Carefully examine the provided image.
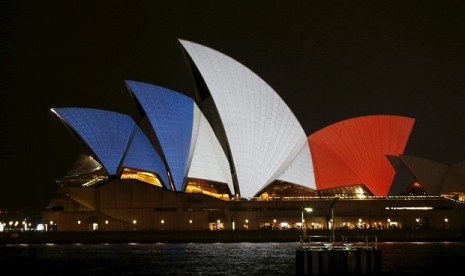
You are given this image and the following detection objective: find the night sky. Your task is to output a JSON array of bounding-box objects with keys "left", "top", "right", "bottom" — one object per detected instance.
[{"left": 1, "top": 1, "right": 465, "bottom": 213}]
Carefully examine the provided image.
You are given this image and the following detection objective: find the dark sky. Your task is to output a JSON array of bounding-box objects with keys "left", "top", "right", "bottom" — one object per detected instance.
[{"left": 1, "top": 1, "right": 465, "bottom": 213}]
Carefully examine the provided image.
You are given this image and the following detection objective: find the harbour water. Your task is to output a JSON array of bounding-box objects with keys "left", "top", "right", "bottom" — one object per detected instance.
[{"left": 0, "top": 241, "right": 464, "bottom": 275}]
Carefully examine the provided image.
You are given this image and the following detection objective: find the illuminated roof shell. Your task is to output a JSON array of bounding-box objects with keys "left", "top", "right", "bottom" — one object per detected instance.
[
  {"left": 122, "top": 126, "right": 170, "bottom": 188},
  {"left": 180, "top": 39, "right": 316, "bottom": 198},
  {"left": 126, "top": 81, "right": 194, "bottom": 191},
  {"left": 309, "top": 115, "right": 415, "bottom": 196},
  {"left": 51, "top": 108, "right": 136, "bottom": 175},
  {"left": 187, "top": 110, "right": 235, "bottom": 194}
]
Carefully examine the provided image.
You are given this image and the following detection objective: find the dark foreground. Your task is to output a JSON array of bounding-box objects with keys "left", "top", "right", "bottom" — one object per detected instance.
[{"left": 1, "top": 228, "right": 464, "bottom": 244}]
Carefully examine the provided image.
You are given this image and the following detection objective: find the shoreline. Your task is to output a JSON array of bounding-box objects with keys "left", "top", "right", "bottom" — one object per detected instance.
[{"left": 1, "top": 229, "right": 464, "bottom": 244}]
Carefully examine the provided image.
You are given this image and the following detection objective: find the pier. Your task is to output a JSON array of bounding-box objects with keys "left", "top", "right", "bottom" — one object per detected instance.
[{"left": 296, "top": 235, "right": 382, "bottom": 275}]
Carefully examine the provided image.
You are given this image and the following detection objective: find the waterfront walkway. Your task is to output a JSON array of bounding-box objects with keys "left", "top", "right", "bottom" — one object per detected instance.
[{"left": 1, "top": 229, "right": 464, "bottom": 244}]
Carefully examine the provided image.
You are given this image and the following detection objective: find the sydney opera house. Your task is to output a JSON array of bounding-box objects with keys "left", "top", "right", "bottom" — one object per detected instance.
[{"left": 42, "top": 39, "right": 465, "bottom": 232}]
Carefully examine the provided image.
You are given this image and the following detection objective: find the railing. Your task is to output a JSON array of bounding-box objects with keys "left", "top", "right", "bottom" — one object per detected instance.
[{"left": 300, "top": 234, "right": 378, "bottom": 251}]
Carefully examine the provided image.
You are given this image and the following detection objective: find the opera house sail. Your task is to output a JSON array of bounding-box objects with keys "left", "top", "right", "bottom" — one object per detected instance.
[
  {"left": 179, "top": 39, "right": 316, "bottom": 198},
  {"left": 308, "top": 115, "right": 415, "bottom": 196}
]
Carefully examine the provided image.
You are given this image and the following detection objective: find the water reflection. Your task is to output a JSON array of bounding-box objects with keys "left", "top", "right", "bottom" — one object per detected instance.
[{"left": 0, "top": 242, "right": 464, "bottom": 275}]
